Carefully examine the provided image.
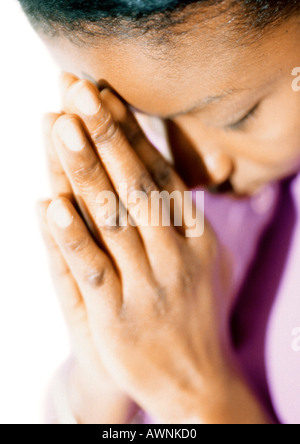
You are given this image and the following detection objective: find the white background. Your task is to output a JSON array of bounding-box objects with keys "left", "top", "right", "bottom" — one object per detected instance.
[{"left": 0, "top": 1, "right": 70, "bottom": 424}]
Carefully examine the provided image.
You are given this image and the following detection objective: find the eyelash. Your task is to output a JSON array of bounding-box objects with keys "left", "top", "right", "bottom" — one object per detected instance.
[{"left": 227, "top": 103, "right": 260, "bottom": 131}]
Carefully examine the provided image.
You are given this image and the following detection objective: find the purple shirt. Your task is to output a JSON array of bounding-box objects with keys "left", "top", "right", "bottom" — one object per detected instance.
[
  {"left": 204, "top": 176, "right": 300, "bottom": 424},
  {"left": 205, "top": 175, "right": 300, "bottom": 424}
]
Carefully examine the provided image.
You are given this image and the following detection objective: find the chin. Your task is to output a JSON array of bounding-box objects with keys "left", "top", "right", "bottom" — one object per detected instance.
[
  {"left": 228, "top": 177, "right": 269, "bottom": 197},
  {"left": 207, "top": 175, "right": 277, "bottom": 197}
]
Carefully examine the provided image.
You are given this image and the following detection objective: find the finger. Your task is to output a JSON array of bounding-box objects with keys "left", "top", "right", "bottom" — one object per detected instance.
[
  {"left": 101, "top": 89, "right": 208, "bottom": 245},
  {"left": 43, "top": 112, "right": 103, "bottom": 248},
  {"left": 43, "top": 113, "right": 73, "bottom": 199},
  {"left": 61, "top": 77, "right": 181, "bottom": 272},
  {"left": 59, "top": 74, "right": 183, "bottom": 221},
  {"left": 46, "top": 197, "right": 122, "bottom": 321},
  {"left": 61, "top": 75, "right": 206, "bottom": 249},
  {"left": 44, "top": 112, "right": 101, "bottom": 240},
  {"left": 51, "top": 114, "right": 152, "bottom": 290},
  {"left": 60, "top": 73, "right": 199, "bottom": 229},
  {"left": 38, "top": 200, "right": 121, "bottom": 383},
  {"left": 101, "top": 90, "right": 188, "bottom": 233},
  {"left": 37, "top": 200, "right": 88, "bottom": 338}
]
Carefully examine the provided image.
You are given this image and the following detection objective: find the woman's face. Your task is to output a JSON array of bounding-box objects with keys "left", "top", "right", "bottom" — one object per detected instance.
[{"left": 43, "top": 12, "right": 300, "bottom": 195}]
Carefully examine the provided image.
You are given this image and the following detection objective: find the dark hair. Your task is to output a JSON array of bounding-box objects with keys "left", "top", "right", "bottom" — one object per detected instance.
[{"left": 18, "top": 0, "right": 300, "bottom": 43}]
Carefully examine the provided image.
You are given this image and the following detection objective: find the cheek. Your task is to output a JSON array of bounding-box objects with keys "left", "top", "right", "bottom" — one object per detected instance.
[
  {"left": 224, "top": 107, "right": 300, "bottom": 172},
  {"left": 229, "top": 158, "right": 273, "bottom": 193},
  {"left": 228, "top": 134, "right": 300, "bottom": 190},
  {"left": 247, "top": 88, "right": 300, "bottom": 167},
  {"left": 228, "top": 135, "right": 300, "bottom": 193},
  {"left": 245, "top": 125, "right": 300, "bottom": 171},
  {"left": 269, "top": 133, "right": 300, "bottom": 170}
]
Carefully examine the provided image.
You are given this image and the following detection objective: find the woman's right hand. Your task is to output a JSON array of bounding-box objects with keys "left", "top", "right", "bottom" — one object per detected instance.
[{"left": 37, "top": 113, "right": 136, "bottom": 424}]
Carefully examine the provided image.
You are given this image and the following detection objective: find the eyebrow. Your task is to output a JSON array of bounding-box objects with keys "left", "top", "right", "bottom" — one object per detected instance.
[{"left": 164, "top": 88, "right": 243, "bottom": 120}]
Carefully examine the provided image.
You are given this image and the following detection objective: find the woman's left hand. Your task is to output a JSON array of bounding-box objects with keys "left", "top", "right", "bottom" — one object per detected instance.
[{"left": 45, "top": 73, "right": 270, "bottom": 424}]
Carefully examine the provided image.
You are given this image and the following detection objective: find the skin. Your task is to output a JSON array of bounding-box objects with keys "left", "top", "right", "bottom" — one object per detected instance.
[
  {"left": 33, "top": 6, "right": 300, "bottom": 423},
  {"left": 39, "top": 75, "right": 271, "bottom": 424},
  {"left": 42, "top": 12, "right": 300, "bottom": 194}
]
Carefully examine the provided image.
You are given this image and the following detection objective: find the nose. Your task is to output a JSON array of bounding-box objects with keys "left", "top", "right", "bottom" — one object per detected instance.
[{"left": 203, "top": 151, "right": 233, "bottom": 185}]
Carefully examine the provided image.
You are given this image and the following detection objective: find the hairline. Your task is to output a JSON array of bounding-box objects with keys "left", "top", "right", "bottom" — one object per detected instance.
[{"left": 26, "top": 1, "right": 300, "bottom": 48}]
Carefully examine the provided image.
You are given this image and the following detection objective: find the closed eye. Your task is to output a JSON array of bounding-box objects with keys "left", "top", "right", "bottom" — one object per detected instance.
[{"left": 227, "top": 103, "right": 260, "bottom": 131}]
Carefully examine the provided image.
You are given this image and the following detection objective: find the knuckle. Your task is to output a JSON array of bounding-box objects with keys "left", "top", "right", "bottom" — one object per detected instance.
[
  {"left": 85, "top": 268, "right": 106, "bottom": 289},
  {"left": 126, "top": 124, "right": 144, "bottom": 147},
  {"left": 100, "top": 205, "right": 130, "bottom": 234},
  {"left": 64, "top": 236, "right": 89, "bottom": 253},
  {"left": 138, "top": 171, "right": 157, "bottom": 197},
  {"left": 102, "top": 223, "right": 130, "bottom": 235},
  {"left": 152, "top": 158, "right": 172, "bottom": 188},
  {"left": 152, "top": 286, "right": 169, "bottom": 315},
  {"left": 73, "top": 157, "right": 102, "bottom": 184},
  {"left": 91, "top": 111, "right": 120, "bottom": 145},
  {"left": 179, "top": 268, "right": 194, "bottom": 291}
]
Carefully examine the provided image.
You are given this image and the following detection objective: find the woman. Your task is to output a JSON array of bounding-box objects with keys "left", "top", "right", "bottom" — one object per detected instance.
[{"left": 18, "top": 0, "right": 300, "bottom": 423}]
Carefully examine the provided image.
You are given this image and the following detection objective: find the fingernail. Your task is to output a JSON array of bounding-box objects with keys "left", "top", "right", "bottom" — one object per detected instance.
[
  {"left": 75, "top": 84, "right": 101, "bottom": 116},
  {"left": 49, "top": 200, "right": 73, "bottom": 228},
  {"left": 57, "top": 117, "right": 86, "bottom": 152}
]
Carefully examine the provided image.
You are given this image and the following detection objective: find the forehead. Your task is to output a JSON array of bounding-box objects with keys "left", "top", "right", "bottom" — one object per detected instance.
[{"left": 44, "top": 15, "right": 298, "bottom": 116}]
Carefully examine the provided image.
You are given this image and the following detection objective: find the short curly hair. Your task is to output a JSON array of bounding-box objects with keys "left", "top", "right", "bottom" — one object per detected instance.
[{"left": 18, "top": 0, "right": 300, "bottom": 42}]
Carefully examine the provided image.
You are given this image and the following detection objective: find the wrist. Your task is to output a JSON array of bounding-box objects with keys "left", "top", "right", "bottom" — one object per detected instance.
[
  {"left": 199, "top": 372, "right": 272, "bottom": 424},
  {"left": 68, "top": 362, "right": 137, "bottom": 424},
  {"left": 157, "top": 367, "right": 271, "bottom": 424}
]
